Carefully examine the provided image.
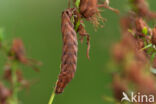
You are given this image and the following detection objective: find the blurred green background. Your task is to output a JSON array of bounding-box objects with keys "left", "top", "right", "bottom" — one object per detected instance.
[{"left": 0, "top": 0, "right": 156, "bottom": 104}]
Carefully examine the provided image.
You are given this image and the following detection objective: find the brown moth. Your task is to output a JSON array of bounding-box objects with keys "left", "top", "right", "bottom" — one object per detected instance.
[{"left": 55, "top": 8, "right": 78, "bottom": 94}]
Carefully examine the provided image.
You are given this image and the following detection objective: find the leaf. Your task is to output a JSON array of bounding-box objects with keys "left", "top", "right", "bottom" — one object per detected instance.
[
  {"left": 142, "top": 27, "right": 148, "bottom": 35},
  {"left": 140, "top": 44, "right": 152, "bottom": 51},
  {"left": 75, "top": 19, "right": 80, "bottom": 31},
  {"left": 150, "top": 67, "right": 156, "bottom": 74},
  {"left": 103, "top": 96, "right": 116, "bottom": 103},
  {"left": 80, "top": 22, "right": 85, "bottom": 27},
  {"left": 128, "top": 29, "right": 135, "bottom": 36},
  {"left": 75, "top": 0, "right": 80, "bottom": 8}
]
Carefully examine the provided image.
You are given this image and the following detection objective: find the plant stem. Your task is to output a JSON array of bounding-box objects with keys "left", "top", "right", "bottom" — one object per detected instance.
[
  {"left": 74, "top": 0, "right": 81, "bottom": 31},
  {"left": 10, "top": 61, "right": 18, "bottom": 104},
  {"left": 48, "top": 89, "right": 55, "bottom": 104}
]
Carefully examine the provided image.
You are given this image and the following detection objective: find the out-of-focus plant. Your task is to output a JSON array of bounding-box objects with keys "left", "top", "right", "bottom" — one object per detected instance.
[
  {"left": 0, "top": 29, "right": 40, "bottom": 104},
  {"left": 106, "top": 0, "right": 156, "bottom": 103}
]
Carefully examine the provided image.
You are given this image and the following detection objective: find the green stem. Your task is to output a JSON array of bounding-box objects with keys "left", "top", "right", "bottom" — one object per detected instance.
[
  {"left": 75, "top": 19, "right": 81, "bottom": 31},
  {"left": 48, "top": 89, "right": 55, "bottom": 104},
  {"left": 74, "top": 0, "right": 81, "bottom": 32},
  {"left": 9, "top": 61, "right": 18, "bottom": 104}
]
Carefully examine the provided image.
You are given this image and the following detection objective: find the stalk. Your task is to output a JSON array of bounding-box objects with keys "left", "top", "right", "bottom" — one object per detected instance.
[
  {"left": 48, "top": 89, "right": 55, "bottom": 104},
  {"left": 9, "top": 61, "right": 19, "bottom": 104}
]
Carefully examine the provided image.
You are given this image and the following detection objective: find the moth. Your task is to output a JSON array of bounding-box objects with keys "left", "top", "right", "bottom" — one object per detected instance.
[{"left": 55, "top": 8, "right": 78, "bottom": 94}]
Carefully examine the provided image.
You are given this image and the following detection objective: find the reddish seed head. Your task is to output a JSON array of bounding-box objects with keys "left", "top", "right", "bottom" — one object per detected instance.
[
  {"left": 151, "top": 27, "right": 156, "bottom": 45},
  {"left": 3, "top": 64, "right": 25, "bottom": 84},
  {"left": 112, "top": 75, "right": 127, "bottom": 101},
  {"left": 136, "top": 18, "right": 146, "bottom": 31},
  {"left": 3, "top": 65, "right": 12, "bottom": 82},
  {"left": 131, "top": 0, "right": 156, "bottom": 19},
  {"left": 135, "top": 18, "right": 147, "bottom": 36},
  {"left": 79, "top": 0, "right": 97, "bottom": 19},
  {"left": 10, "top": 39, "right": 27, "bottom": 64},
  {"left": 10, "top": 39, "right": 40, "bottom": 71},
  {"left": 0, "top": 83, "right": 11, "bottom": 104}
]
